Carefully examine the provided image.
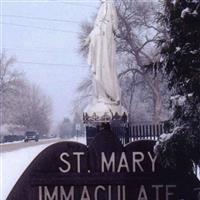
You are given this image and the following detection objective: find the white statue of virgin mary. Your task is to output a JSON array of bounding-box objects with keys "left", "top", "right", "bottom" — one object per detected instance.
[
  {"left": 84, "top": 0, "right": 127, "bottom": 121},
  {"left": 87, "top": 0, "right": 120, "bottom": 104}
]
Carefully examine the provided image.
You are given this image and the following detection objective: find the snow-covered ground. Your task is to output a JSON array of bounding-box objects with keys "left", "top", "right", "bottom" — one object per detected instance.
[
  {"left": 0, "top": 137, "right": 86, "bottom": 200},
  {"left": 0, "top": 138, "right": 58, "bottom": 146}
]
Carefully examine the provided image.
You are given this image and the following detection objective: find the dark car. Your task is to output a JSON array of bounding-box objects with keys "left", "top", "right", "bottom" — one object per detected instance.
[
  {"left": 24, "top": 131, "right": 39, "bottom": 142},
  {"left": 0, "top": 135, "right": 5, "bottom": 143}
]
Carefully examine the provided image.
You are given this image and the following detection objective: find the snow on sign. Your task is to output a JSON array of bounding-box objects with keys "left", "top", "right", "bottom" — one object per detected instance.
[{"left": 7, "top": 129, "right": 200, "bottom": 200}]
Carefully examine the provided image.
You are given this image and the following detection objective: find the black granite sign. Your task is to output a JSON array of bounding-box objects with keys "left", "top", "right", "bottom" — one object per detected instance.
[{"left": 7, "top": 129, "right": 200, "bottom": 200}]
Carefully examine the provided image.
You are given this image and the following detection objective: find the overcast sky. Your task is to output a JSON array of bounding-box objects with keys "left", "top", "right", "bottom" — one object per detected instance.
[{"left": 1, "top": 0, "right": 100, "bottom": 124}]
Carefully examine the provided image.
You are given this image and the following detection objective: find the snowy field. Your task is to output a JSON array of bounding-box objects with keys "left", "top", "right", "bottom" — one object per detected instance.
[{"left": 0, "top": 137, "right": 86, "bottom": 200}]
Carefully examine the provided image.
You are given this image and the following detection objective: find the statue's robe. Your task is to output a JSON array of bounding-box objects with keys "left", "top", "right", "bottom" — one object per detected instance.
[{"left": 87, "top": 1, "right": 120, "bottom": 105}]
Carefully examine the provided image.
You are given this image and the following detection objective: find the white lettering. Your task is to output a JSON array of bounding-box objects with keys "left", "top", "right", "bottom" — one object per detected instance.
[
  {"left": 137, "top": 185, "right": 148, "bottom": 200},
  {"left": 101, "top": 152, "right": 115, "bottom": 172},
  {"left": 108, "top": 185, "right": 112, "bottom": 200},
  {"left": 122, "top": 185, "right": 126, "bottom": 200},
  {"left": 94, "top": 186, "right": 106, "bottom": 200},
  {"left": 152, "top": 185, "right": 163, "bottom": 200},
  {"left": 148, "top": 152, "right": 157, "bottom": 172},
  {"left": 59, "top": 153, "right": 71, "bottom": 173},
  {"left": 133, "top": 152, "right": 144, "bottom": 172},
  {"left": 39, "top": 186, "right": 42, "bottom": 200},
  {"left": 166, "top": 185, "right": 176, "bottom": 200},
  {"left": 81, "top": 186, "right": 90, "bottom": 200},
  {"left": 117, "top": 185, "right": 121, "bottom": 200},
  {"left": 44, "top": 186, "right": 58, "bottom": 200},
  {"left": 117, "top": 152, "right": 130, "bottom": 173},
  {"left": 73, "top": 152, "right": 84, "bottom": 173},
  {"left": 60, "top": 186, "right": 74, "bottom": 200}
]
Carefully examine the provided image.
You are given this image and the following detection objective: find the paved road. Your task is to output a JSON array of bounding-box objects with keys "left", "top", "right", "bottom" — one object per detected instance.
[{"left": 0, "top": 138, "right": 61, "bottom": 153}]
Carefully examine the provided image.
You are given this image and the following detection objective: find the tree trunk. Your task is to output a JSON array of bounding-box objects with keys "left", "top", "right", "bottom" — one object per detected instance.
[
  {"left": 144, "top": 74, "right": 162, "bottom": 123},
  {"left": 152, "top": 77, "right": 162, "bottom": 123}
]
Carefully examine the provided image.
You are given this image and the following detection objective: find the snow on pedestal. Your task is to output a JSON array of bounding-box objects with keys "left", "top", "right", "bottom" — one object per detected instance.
[{"left": 83, "top": 100, "right": 127, "bottom": 123}]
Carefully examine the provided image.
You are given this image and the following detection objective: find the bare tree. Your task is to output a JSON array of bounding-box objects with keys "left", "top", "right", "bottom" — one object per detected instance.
[
  {"left": 0, "top": 53, "right": 24, "bottom": 125},
  {"left": 115, "top": 0, "right": 167, "bottom": 123},
  {"left": 72, "top": 75, "right": 93, "bottom": 115},
  {"left": 0, "top": 53, "right": 52, "bottom": 136},
  {"left": 79, "top": 21, "right": 93, "bottom": 58},
  {"left": 12, "top": 83, "right": 52, "bottom": 136}
]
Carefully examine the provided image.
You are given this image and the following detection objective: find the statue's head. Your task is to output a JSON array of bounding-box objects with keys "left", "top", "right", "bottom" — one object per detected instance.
[{"left": 101, "top": 0, "right": 106, "bottom": 3}]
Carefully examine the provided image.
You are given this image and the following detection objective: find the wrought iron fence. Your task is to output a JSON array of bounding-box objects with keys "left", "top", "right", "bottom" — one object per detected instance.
[{"left": 111, "top": 123, "right": 165, "bottom": 145}]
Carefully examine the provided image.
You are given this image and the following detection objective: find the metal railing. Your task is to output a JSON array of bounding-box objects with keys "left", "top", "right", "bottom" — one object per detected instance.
[
  {"left": 111, "top": 123, "right": 165, "bottom": 145},
  {"left": 127, "top": 123, "right": 164, "bottom": 142}
]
